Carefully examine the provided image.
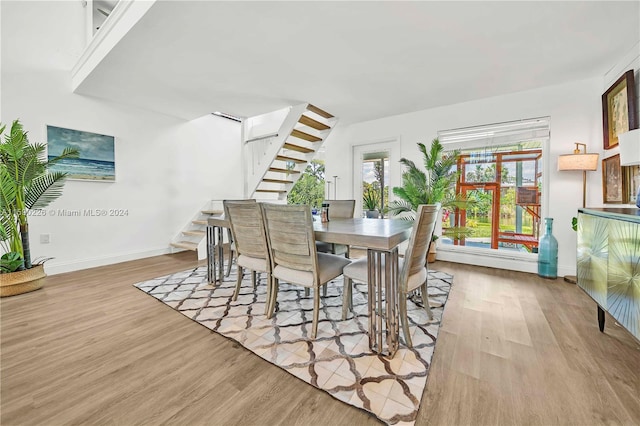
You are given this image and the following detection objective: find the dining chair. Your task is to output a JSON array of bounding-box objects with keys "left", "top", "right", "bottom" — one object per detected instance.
[
  {"left": 261, "top": 203, "right": 351, "bottom": 339},
  {"left": 223, "top": 200, "right": 271, "bottom": 313},
  {"left": 341, "top": 204, "right": 440, "bottom": 347},
  {"left": 315, "top": 199, "right": 356, "bottom": 257}
]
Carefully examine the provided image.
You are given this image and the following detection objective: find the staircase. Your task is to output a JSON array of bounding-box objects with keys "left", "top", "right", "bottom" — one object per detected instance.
[
  {"left": 170, "top": 201, "right": 225, "bottom": 254},
  {"left": 170, "top": 103, "right": 337, "bottom": 255},
  {"left": 246, "top": 103, "right": 337, "bottom": 199}
]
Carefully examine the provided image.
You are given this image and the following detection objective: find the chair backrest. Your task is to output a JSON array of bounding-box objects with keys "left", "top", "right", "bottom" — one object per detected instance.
[
  {"left": 223, "top": 199, "right": 268, "bottom": 262},
  {"left": 261, "top": 203, "right": 318, "bottom": 277},
  {"left": 399, "top": 204, "right": 440, "bottom": 292},
  {"left": 325, "top": 199, "right": 356, "bottom": 219}
]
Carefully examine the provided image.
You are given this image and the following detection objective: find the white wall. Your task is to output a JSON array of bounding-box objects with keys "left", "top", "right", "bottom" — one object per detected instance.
[
  {"left": 325, "top": 77, "right": 605, "bottom": 276},
  {"left": 1, "top": 1, "right": 241, "bottom": 274},
  {"left": 601, "top": 42, "right": 640, "bottom": 200}
]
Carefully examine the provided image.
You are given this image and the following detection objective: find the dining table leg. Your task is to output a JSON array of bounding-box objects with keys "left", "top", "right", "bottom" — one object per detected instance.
[
  {"left": 206, "top": 225, "right": 226, "bottom": 285},
  {"left": 367, "top": 247, "right": 399, "bottom": 357}
]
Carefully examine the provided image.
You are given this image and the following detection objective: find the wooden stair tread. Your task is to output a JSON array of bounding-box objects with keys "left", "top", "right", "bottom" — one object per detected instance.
[
  {"left": 269, "top": 167, "right": 300, "bottom": 174},
  {"left": 262, "top": 178, "right": 293, "bottom": 184},
  {"left": 255, "top": 189, "right": 287, "bottom": 193},
  {"left": 283, "top": 143, "right": 314, "bottom": 153},
  {"left": 183, "top": 230, "right": 206, "bottom": 237},
  {"left": 307, "top": 104, "right": 334, "bottom": 119},
  {"left": 171, "top": 241, "right": 199, "bottom": 251},
  {"left": 276, "top": 155, "right": 306, "bottom": 164},
  {"left": 290, "top": 129, "right": 322, "bottom": 142},
  {"left": 298, "top": 115, "right": 330, "bottom": 130},
  {"left": 201, "top": 209, "right": 223, "bottom": 215},
  {"left": 192, "top": 220, "right": 207, "bottom": 225}
]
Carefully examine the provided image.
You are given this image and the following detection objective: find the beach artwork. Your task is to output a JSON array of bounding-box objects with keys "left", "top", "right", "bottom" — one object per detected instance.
[{"left": 47, "top": 125, "right": 115, "bottom": 181}]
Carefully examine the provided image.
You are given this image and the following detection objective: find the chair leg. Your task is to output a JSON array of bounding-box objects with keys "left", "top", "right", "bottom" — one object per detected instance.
[
  {"left": 264, "top": 274, "right": 271, "bottom": 316},
  {"left": 225, "top": 248, "right": 234, "bottom": 277},
  {"left": 232, "top": 265, "right": 243, "bottom": 301},
  {"left": 399, "top": 293, "right": 413, "bottom": 347},
  {"left": 312, "top": 286, "right": 320, "bottom": 339},
  {"left": 421, "top": 282, "right": 434, "bottom": 320},
  {"left": 251, "top": 270, "right": 257, "bottom": 288},
  {"left": 304, "top": 288, "right": 310, "bottom": 297},
  {"left": 323, "top": 284, "right": 328, "bottom": 297},
  {"left": 342, "top": 277, "right": 352, "bottom": 321},
  {"left": 267, "top": 278, "right": 279, "bottom": 318}
]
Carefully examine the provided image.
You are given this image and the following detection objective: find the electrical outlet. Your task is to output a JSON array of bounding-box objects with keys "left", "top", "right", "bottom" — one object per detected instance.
[{"left": 40, "top": 234, "right": 51, "bottom": 244}]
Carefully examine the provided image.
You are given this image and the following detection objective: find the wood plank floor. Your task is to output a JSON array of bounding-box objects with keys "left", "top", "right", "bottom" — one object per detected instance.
[{"left": 1, "top": 253, "right": 639, "bottom": 425}]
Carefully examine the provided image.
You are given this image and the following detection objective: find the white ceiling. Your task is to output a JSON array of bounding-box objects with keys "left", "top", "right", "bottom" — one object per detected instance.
[{"left": 75, "top": 1, "right": 640, "bottom": 124}]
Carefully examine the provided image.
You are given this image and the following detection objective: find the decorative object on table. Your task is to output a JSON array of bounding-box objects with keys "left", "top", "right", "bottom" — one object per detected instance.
[
  {"left": 320, "top": 202, "right": 330, "bottom": 222},
  {"left": 602, "top": 69, "right": 637, "bottom": 150},
  {"left": 602, "top": 154, "right": 625, "bottom": 204},
  {"left": 537, "top": 217, "right": 558, "bottom": 279},
  {"left": 389, "top": 139, "right": 475, "bottom": 258},
  {"left": 0, "top": 120, "right": 79, "bottom": 296},
  {"left": 134, "top": 264, "right": 453, "bottom": 425},
  {"left": 47, "top": 125, "right": 115, "bottom": 181},
  {"left": 618, "top": 129, "right": 640, "bottom": 207}
]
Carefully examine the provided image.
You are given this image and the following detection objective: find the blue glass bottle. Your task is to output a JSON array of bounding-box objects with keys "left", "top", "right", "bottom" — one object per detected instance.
[{"left": 538, "top": 218, "right": 558, "bottom": 279}]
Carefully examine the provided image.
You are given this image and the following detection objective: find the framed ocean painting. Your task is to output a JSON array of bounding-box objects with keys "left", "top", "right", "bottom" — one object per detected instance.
[{"left": 46, "top": 125, "right": 115, "bottom": 181}]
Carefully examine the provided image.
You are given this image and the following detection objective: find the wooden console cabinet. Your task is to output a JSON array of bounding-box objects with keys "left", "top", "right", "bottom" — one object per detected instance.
[{"left": 577, "top": 208, "right": 639, "bottom": 341}]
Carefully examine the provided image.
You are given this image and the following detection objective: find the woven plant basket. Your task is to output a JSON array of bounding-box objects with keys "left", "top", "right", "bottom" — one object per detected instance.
[{"left": 0, "top": 264, "right": 46, "bottom": 297}]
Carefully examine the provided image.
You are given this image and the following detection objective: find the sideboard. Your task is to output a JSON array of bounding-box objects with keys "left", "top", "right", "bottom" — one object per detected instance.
[{"left": 577, "top": 208, "right": 640, "bottom": 341}]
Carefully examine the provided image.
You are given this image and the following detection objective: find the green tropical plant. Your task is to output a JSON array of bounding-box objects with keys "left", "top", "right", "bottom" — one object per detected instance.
[
  {"left": 362, "top": 187, "right": 380, "bottom": 211},
  {"left": 0, "top": 120, "right": 79, "bottom": 271},
  {"left": 389, "top": 138, "right": 475, "bottom": 240},
  {"left": 1, "top": 251, "right": 23, "bottom": 273}
]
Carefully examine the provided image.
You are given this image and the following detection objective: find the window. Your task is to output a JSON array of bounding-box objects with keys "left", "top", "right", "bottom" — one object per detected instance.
[{"left": 438, "top": 117, "right": 550, "bottom": 254}]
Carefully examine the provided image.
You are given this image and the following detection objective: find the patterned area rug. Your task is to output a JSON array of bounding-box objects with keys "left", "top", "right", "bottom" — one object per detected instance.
[{"left": 134, "top": 265, "right": 452, "bottom": 425}]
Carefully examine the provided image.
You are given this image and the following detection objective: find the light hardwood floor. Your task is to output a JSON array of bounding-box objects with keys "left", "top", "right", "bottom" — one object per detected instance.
[{"left": 1, "top": 253, "right": 639, "bottom": 425}]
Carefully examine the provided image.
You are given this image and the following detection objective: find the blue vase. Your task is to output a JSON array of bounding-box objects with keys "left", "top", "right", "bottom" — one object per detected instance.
[{"left": 538, "top": 217, "right": 558, "bottom": 279}]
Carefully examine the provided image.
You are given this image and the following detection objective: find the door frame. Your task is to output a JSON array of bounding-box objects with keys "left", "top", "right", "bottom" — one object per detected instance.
[{"left": 352, "top": 138, "right": 401, "bottom": 218}]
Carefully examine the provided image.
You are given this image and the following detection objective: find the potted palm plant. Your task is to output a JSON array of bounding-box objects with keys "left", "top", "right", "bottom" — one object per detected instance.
[
  {"left": 362, "top": 187, "right": 380, "bottom": 218},
  {"left": 388, "top": 138, "right": 475, "bottom": 261},
  {"left": 0, "top": 120, "right": 79, "bottom": 296}
]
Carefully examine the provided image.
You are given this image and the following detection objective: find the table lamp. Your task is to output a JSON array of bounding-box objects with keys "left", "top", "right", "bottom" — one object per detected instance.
[
  {"left": 558, "top": 142, "right": 599, "bottom": 283},
  {"left": 619, "top": 129, "right": 640, "bottom": 207}
]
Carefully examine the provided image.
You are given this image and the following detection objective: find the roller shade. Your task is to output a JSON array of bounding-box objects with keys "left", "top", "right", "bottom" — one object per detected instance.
[{"left": 438, "top": 117, "right": 550, "bottom": 151}]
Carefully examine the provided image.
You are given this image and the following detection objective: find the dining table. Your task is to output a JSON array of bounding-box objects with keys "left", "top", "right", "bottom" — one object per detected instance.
[
  {"left": 313, "top": 218, "right": 413, "bottom": 357},
  {"left": 207, "top": 215, "right": 413, "bottom": 357}
]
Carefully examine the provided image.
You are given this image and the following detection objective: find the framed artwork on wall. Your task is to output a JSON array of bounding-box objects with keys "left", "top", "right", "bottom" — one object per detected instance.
[
  {"left": 602, "top": 154, "right": 625, "bottom": 204},
  {"left": 602, "top": 70, "right": 637, "bottom": 150},
  {"left": 623, "top": 165, "right": 640, "bottom": 205},
  {"left": 46, "top": 125, "right": 115, "bottom": 181}
]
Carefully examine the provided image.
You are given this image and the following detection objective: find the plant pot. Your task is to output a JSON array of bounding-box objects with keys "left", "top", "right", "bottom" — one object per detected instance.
[
  {"left": 0, "top": 264, "right": 46, "bottom": 297},
  {"left": 365, "top": 209, "right": 379, "bottom": 218},
  {"left": 427, "top": 242, "right": 437, "bottom": 263}
]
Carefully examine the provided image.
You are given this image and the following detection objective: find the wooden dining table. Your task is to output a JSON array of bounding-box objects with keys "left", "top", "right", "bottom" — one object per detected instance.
[{"left": 207, "top": 215, "right": 413, "bottom": 357}]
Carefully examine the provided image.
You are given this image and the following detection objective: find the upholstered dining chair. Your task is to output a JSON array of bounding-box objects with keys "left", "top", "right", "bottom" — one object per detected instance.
[
  {"left": 315, "top": 199, "right": 356, "bottom": 257},
  {"left": 223, "top": 200, "right": 271, "bottom": 313},
  {"left": 261, "top": 203, "right": 351, "bottom": 339},
  {"left": 341, "top": 204, "right": 440, "bottom": 347}
]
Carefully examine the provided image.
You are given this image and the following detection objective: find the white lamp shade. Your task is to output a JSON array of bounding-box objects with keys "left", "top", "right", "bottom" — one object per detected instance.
[
  {"left": 619, "top": 129, "right": 640, "bottom": 166},
  {"left": 558, "top": 153, "right": 599, "bottom": 171}
]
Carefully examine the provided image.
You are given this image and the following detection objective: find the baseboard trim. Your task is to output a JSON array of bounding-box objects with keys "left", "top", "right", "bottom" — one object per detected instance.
[{"left": 44, "top": 247, "right": 173, "bottom": 275}]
